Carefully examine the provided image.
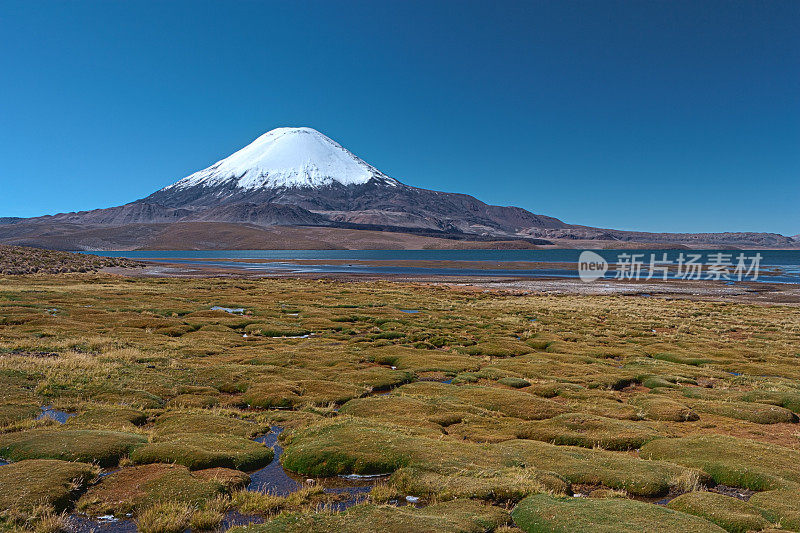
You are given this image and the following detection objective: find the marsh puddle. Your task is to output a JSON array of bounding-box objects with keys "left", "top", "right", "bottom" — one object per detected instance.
[
  {"left": 711, "top": 484, "right": 755, "bottom": 501},
  {"left": 37, "top": 405, "right": 76, "bottom": 423},
  {"left": 399, "top": 309, "right": 419, "bottom": 314},
  {"left": 652, "top": 495, "right": 676, "bottom": 506},
  {"left": 67, "top": 514, "right": 136, "bottom": 533},
  {"left": 324, "top": 484, "right": 374, "bottom": 511},
  {"left": 210, "top": 306, "right": 245, "bottom": 314},
  {"left": 220, "top": 510, "right": 264, "bottom": 528},
  {"left": 574, "top": 483, "right": 681, "bottom": 507},
  {"left": 249, "top": 427, "right": 384, "bottom": 507}
]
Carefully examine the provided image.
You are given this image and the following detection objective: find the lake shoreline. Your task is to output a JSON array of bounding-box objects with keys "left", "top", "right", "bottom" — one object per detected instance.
[{"left": 102, "top": 262, "right": 800, "bottom": 306}]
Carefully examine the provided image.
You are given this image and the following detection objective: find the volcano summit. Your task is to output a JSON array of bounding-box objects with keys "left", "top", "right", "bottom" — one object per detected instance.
[{"left": 159, "top": 127, "right": 400, "bottom": 192}]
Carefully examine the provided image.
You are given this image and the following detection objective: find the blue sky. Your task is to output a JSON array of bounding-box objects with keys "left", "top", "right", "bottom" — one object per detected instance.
[{"left": 1, "top": 0, "right": 798, "bottom": 234}]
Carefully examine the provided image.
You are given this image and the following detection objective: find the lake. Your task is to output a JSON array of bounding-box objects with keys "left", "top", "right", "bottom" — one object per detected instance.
[{"left": 84, "top": 249, "right": 800, "bottom": 284}]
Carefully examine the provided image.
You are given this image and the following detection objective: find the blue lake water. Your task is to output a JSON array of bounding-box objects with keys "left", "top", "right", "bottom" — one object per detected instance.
[{"left": 85, "top": 249, "right": 800, "bottom": 284}]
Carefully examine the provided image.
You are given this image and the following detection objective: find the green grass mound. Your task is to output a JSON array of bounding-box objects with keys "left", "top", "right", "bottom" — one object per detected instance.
[
  {"left": 341, "top": 367, "right": 414, "bottom": 391},
  {"left": 242, "top": 381, "right": 302, "bottom": 409},
  {"left": 748, "top": 487, "right": 800, "bottom": 531},
  {"left": 120, "top": 317, "right": 182, "bottom": 329},
  {"left": 167, "top": 393, "right": 220, "bottom": 408},
  {"left": 497, "top": 439, "right": 701, "bottom": 498},
  {"left": 131, "top": 433, "right": 273, "bottom": 471},
  {"left": 0, "top": 403, "right": 40, "bottom": 427},
  {"left": 630, "top": 397, "right": 699, "bottom": 422},
  {"left": 135, "top": 500, "right": 199, "bottom": 533},
  {"left": 282, "top": 418, "right": 699, "bottom": 498},
  {"left": 295, "top": 379, "right": 365, "bottom": 405},
  {"left": 66, "top": 406, "right": 148, "bottom": 430},
  {"left": 528, "top": 383, "right": 585, "bottom": 398},
  {"left": 641, "top": 376, "right": 681, "bottom": 389},
  {"left": 310, "top": 413, "right": 574, "bottom": 498},
  {"left": 444, "top": 416, "right": 521, "bottom": 443},
  {"left": 511, "top": 494, "right": 725, "bottom": 533},
  {"left": 243, "top": 324, "right": 310, "bottom": 337},
  {"left": 640, "top": 435, "right": 800, "bottom": 490},
  {"left": 0, "top": 374, "right": 38, "bottom": 406},
  {"left": 0, "top": 459, "right": 98, "bottom": 512},
  {"left": 373, "top": 331, "right": 405, "bottom": 340},
  {"left": 739, "top": 390, "right": 800, "bottom": 414},
  {"left": 694, "top": 400, "right": 798, "bottom": 424},
  {"left": 339, "top": 394, "right": 491, "bottom": 432},
  {"left": 228, "top": 499, "right": 508, "bottom": 533},
  {"left": 459, "top": 339, "right": 532, "bottom": 358},
  {"left": 392, "top": 466, "right": 569, "bottom": 503},
  {"left": 153, "top": 411, "right": 263, "bottom": 438},
  {"left": 77, "top": 463, "right": 247, "bottom": 515},
  {"left": 517, "top": 413, "right": 659, "bottom": 451},
  {"left": 339, "top": 395, "right": 458, "bottom": 431},
  {"left": 651, "top": 353, "right": 709, "bottom": 366},
  {"left": 93, "top": 388, "right": 165, "bottom": 410},
  {"left": 281, "top": 418, "right": 426, "bottom": 476},
  {"left": 242, "top": 379, "right": 364, "bottom": 408},
  {"left": 0, "top": 429, "right": 147, "bottom": 467},
  {"left": 666, "top": 491, "right": 772, "bottom": 533},
  {"left": 370, "top": 348, "right": 481, "bottom": 374},
  {"left": 498, "top": 377, "right": 531, "bottom": 389},
  {"left": 396, "top": 382, "right": 568, "bottom": 420}
]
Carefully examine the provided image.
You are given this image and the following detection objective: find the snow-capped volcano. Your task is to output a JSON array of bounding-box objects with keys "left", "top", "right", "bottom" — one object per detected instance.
[
  {"left": 164, "top": 127, "right": 399, "bottom": 191},
  {"left": 137, "top": 125, "right": 567, "bottom": 234}
]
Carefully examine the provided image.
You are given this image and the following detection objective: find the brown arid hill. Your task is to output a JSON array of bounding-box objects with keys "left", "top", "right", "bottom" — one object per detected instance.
[
  {"left": 1, "top": 220, "right": 796, "bottom": 251},
  {"left": 0, "top": 222, "right": 543, "bottom": 251},
  {"left": 0, "top": 245, "right": 142, "bottom": 274}
]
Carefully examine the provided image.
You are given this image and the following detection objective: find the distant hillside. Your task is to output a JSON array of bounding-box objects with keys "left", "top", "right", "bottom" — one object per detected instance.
[{"left": 0, "top": 245, "right": 142, "bottom": 274}]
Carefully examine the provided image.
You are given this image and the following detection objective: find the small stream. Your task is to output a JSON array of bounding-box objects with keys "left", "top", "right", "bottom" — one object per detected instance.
[
  {"left": 249, "top": 427, "right": 300, "bottom": 495},
  {"left": 66, "top": 425, "right": 386, "bottom": 532},
  {"left": 249, "top": 426, "right": 388, "bottom": 506}
]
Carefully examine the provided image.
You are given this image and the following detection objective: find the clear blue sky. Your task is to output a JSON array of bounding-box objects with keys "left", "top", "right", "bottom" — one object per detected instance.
[{"left": 1, "top": 0, "right": 798, "bottom": 234}]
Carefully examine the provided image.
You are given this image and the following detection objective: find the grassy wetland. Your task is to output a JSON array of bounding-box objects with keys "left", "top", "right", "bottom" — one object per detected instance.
[{"left": 0, "top": 272, "right": 799, "bottom": 532}]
